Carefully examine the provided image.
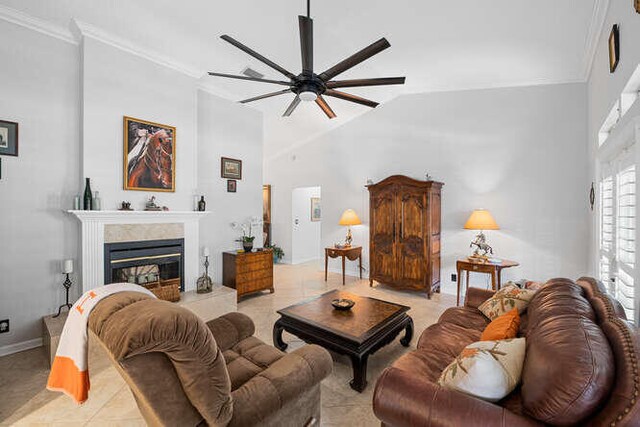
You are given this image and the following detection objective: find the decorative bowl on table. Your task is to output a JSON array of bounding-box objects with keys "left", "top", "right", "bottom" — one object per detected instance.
[{"left": 331, "top": 298, "right": 355, "bottom": 311}]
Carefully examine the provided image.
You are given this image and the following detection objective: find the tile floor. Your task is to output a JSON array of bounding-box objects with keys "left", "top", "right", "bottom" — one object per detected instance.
[{"left": 0, "top": 261, "right": 456, "bottom": 426}]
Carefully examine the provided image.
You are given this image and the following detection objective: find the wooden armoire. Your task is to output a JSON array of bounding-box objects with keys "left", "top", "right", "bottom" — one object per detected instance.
[{"left": 367, "top": 175, "right": 443, "bottom": 298}]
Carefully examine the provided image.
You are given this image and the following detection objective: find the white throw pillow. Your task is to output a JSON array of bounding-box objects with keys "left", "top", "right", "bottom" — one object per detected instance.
[
  {"left": 478, "top": 284, "right": 536, "bottom": 320},
  {"left": 437, "top": 338, "right": 526, "bottom": 402}
]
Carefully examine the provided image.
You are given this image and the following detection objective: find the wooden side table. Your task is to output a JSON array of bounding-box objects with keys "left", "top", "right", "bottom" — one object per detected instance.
[
  {"left": 456, "top": 258, "right": 519, "bottom": 306},
  {"left": 325, "top": 246, "right": 363, "bottom": 285}
]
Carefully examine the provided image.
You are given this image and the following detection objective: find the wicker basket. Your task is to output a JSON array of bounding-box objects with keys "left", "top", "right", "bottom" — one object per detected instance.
[{"left": 142, "top": 278, "right": 180, "bottom": 302}]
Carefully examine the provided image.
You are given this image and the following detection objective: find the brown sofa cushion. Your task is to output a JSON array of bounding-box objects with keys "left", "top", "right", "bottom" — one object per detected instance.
[
  {"left": 438, "top": 306, "right": 490, "bottom": 332},
  {"left": 224, "top": 336, "right": 285, "bottom": 390},
  {"left": 521, "top": 280, "right": 615, "bottom": 426}
]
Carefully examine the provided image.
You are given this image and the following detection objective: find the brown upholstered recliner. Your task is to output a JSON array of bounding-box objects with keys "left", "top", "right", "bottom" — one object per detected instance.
[
  {"left": 88, "top": 292, "right": 333, "bottom": 427},
  {"left": 373, "top": 277, "right": 640, "bottom": 426}
]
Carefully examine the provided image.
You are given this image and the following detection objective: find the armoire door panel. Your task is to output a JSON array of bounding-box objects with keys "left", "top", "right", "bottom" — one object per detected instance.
[
  {"left": 397, "top": 190, "right": 426, "bottom": 286},
  {"left": 370, "top": 189, "right": 396, "bottom": 283}
]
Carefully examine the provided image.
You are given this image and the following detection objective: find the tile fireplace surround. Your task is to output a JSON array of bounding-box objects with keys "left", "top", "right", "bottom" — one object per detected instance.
[{"left": 68, "top": 210, "right": 210, "bottom": 293}]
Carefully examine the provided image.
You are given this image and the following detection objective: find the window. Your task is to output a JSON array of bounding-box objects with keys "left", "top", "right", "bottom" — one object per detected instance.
[
  {"left": 599, "top": 65, "right": 640, "bottom": 146},
  {"left": 599, "top": 161, "right": 637, "bottom": 322}
]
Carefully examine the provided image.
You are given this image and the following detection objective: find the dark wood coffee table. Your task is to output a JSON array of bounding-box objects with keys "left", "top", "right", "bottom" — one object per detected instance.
[{"left": 272, "top": 290, "right": 413, "bottom": 392}]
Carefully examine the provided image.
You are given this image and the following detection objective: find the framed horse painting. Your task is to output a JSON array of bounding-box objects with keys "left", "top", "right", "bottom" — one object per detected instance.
[{"left": 123, "top": 116, "right": 176, "bottom": 192}]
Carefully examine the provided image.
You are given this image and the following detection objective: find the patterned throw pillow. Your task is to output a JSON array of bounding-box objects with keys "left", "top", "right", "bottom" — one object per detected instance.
[
  {"left": 438, "top": 338, "right": 526, "bottom": 402},
  {"left": 481, "top": 308, "right": 520, "bottom": 341},
  {"left": 478, "top": 284, "right": 536, "bottom": 320}
]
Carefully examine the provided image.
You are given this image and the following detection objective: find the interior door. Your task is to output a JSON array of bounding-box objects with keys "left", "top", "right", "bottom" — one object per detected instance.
[
  {"left": 397, "top": 187, "right": 426, "bottom": 288},
  {"left": 370, "top": 186, "right": 396, "bottom": 283}
]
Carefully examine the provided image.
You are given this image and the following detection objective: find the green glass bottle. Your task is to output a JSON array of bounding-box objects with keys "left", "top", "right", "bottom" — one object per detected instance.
[{"left": 83, "top": 178, "right": 92, "bottom": 210}]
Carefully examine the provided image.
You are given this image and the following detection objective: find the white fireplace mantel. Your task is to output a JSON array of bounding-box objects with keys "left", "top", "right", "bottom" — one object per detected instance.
[{"left": 68, "top": 210, "right": 210, "bottom": 293}]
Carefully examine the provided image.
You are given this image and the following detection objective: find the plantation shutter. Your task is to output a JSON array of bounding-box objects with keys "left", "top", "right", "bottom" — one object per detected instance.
[{"left": 616, "top": 165, "right": 636, "bottom": 319}]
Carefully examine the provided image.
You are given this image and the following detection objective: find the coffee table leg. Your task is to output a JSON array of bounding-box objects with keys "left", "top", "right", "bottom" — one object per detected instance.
[
  {"left": 400, "top": 317, "right": 414, "bottom": 347},
  {"left": 272, "top": 319, "right": 288, "bottom": 351},
  {"left": 349, "top": 354, "right": 369, "bottom": 392}
]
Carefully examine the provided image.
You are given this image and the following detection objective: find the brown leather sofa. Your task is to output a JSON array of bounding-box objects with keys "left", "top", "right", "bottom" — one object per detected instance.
[
  {"left": 88, "top": 292, "right": 333, "bottom": 427},
  {"left": 373, "top": 277, "right": 640, "bottom": 426}
]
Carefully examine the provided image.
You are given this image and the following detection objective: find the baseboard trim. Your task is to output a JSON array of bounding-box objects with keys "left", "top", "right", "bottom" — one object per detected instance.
[{"left": 0, "top": 338, "right": 43, "bottom": 357}]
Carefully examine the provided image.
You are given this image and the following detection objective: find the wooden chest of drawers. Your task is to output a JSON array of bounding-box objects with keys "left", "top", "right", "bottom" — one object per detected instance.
[{"left": 223, "top": 249, "right": 274, "bottom": 302}]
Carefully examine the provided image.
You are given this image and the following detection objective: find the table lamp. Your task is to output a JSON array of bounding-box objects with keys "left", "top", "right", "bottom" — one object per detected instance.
[
  {"left": 464, "top": 209, "right": 499, "bottom": 259},
  {"left": 339, "top": 209, "right": 362, "bottom": 247}
]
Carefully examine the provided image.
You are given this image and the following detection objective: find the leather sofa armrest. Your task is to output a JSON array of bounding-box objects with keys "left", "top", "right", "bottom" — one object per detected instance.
[
  {"left": 206, "top": 312, "right": 256, "bottom": 352},
  {"left": 230, "top": 344, "right": 333, "bottom": 425},
  {"left": 373, "top": 367, "right": 542, "bottom": 427},
  {"left": 465, "top": 287, "right": 496, "bottom": 309}
]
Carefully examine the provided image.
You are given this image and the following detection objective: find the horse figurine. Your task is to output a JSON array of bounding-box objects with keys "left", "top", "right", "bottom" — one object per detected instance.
[
  {"left": 470, "top": 232, "right": 494, "bottom": 258},
  {"left": 127, "top": 130, "right": 173, "bottom": 190}
]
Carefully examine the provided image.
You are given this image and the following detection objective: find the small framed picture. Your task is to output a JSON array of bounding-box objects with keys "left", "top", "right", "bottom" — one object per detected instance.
[
  {"left": 227, "top": 179, "right": 237, "bottom": 193},
  {"left": 636, "top": 0, "right": 640, "bottom": 14},
  {"left": 0, "top": 120, "right": 19, "bottom": 157},
  {"left": 310, "top": 197, "right": 321, "bottom": 222},
  {"left": 609, "top": 24, "right": 620, "bottom": 73},
  {"left": 221, "top": 157, "right": 242, "bottom": 179}
]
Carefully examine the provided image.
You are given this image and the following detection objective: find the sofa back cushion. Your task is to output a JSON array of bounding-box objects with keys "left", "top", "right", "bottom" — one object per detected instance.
[{"left": 521, "top": 279, "right": 615, "bottom": 426}]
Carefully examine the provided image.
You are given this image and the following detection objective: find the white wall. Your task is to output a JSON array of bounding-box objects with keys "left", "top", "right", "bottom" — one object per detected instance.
[
  {"left": 291, "top": 186, "right": 321, "bottom": 264},
  {"left": 82, "top": 37, "right": 197, "bottom": 211},
  {"left": 197, "top": 89, "right": 264, "bottom": 282},
  {"left": 265, "top": 83, "right": 589, "bottom": 293},
  {"left": 0, "top": 26, "right": 264, "bottom": 351},
  {"left": 0, "top": 21, "right": 80, "bottom": 351}
]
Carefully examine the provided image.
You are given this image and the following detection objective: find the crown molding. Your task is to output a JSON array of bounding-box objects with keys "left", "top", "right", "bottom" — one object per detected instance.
[
  {"left": 70, "top": 19, "right": 204, "bottom": 79},
  {"left": 582, "top": 0, "right": 610, "bottom": 81},
  {"left": 0, "top": 4, "right": 76, "bottom": 44}
]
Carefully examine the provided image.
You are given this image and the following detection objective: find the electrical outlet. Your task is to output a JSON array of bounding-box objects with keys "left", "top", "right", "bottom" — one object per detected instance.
[
  {"left": 451, "top": 273, "right": 457, "bottom": 282},
  {"left": 0, "top": 319, "right": 9, "bottom": 334}
]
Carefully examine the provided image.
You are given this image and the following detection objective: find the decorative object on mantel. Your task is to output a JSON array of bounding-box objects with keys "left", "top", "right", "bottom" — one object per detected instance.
[
  {"left": 227, "top": 179, "right": 237, "bottom": 193},
  {"left": 221, "top": 157, "right": 242, "bottom": 179},
  {"left": 54, "top": 260, "right": 74, "bottom": 318},
  {"left": 0, "top": 119, "right": 18, "bottom": 157},
  {"left": 208, "top": 0, "right": 405, "bottom": 119},
  {"left": 464, "top": 209, "right": 499, "bottom": 260},
  {"left": 338, "top": 209, "right": 361, "bottom": 247},
  {"left": 609, "top": 24, "right": 620, "bottom": 73},
  {"left": 92, "top": 191, "right": 102, "bottom": 211},
  {"left": 123, "top": 116, "right": 176, "bottom": 192},
  {"left": 83, "top": 178, "right": 93, "bottom": 210},
  {"left": 73, "top": 195, "right": 81, "bottom": 210},
  {"left": 590, "top": 182, "right": 596, "bottom": 211},
  {"left": 197, "top": 247, "right": 213, "bottom": 294},
  {"left": 311, "top": 197, "right": 322, "bottom": 222},
  {"left": 144, "top": 196, "right": 169, "bottom": 211},
  {"left": 197, "top": 196, "right": 206, "bottom": 212},
  {"left": 118, "top": 201, "right": 133, "bottom": 211}
]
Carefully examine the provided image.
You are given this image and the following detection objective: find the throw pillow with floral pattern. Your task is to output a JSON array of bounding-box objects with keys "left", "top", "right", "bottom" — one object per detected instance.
[{"left": 478, "top": 284, "right": 536, "bottom": 320}]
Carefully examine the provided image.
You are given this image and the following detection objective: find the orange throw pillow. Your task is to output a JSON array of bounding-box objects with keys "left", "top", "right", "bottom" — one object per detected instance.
[{"left": 481, "top": 308, "right": 520, "bottom": 341}]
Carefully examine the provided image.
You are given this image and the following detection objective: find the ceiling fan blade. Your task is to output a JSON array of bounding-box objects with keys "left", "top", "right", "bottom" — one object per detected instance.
[
  {"left": 326, "top": 77, "right": 405, "bottom": 89},
  {"left": 208, "top": 72, "right": 292, "bottom": 86},
  {"left": 239, "top": 89, "right": 292, "bottom": 104},
  {"left": 283, "top": 96, "right": 301, "bottom": 117},
  {"left": 315, "top": 95, "right": 336, "bottom": 119},
  {"left": 318, "top": 38, "right": 391, "bottom": 81},
  {"left": 299, "top": 16, "right": 313, "bottom": 74},
  {"left": 221, "top": 35, "right": 297, "bottom": 80},
  {"left": 324, "top": 89, "right": 379, "bottom": 108}
]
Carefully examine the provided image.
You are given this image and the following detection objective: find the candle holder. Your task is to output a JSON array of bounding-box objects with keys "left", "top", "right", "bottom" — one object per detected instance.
[
  {"left": 54, "top": 273, "right": 73, "bottom": 318},
  {"left": 197, "top": 255, "right": 213, "bottom": 294}
]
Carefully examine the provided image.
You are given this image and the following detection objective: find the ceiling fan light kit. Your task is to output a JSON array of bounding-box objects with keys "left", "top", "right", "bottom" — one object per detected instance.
[{"left": 209, "top": 0, "right": 406, "bottom": 119}]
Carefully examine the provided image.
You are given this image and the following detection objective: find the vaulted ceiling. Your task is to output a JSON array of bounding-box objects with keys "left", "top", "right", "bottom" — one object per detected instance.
[{"left": 1, "top": 0, "right": 604, "bottom": 154}]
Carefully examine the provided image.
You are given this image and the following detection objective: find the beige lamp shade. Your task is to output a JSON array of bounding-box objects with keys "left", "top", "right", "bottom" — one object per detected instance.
[
  {"left": 339, "top": 209, "right": 362, "bottom": 226},
  {"left": 464, "top": 209, "right": 499, "bottom": 230}
]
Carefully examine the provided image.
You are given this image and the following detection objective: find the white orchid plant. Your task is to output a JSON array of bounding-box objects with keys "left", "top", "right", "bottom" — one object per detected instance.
[{"left": 231, "top": 216, "right": 263, "bottom": 243}]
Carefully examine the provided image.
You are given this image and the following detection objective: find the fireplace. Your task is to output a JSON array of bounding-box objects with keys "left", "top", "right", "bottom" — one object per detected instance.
[{"left": 104, "top": 238, "right": 185, "bottom": 291}]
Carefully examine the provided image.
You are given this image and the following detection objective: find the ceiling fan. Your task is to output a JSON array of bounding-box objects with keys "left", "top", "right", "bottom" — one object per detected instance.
[{"left": 208, "top": 0, "right": 406, "bottom": 119}]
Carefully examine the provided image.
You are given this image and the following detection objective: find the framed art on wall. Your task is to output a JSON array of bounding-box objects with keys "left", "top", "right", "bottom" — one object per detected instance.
[
  {"left": 609, "top": 24, "right": 620, "bottom": 73},
  {"left": 0, "top": 120, "right": 19, "bottom": 157},
  {"left": 123, "top": 116, "right": 176, "bottom": 192},
  {"left": 227, "top": 179, "right": 237, "bottom": 193},
  {"left": 311, "top": 197, "right": 321, "bottom": 222},
  {"left": 636, "top": 0, "right": 640, "bottom": 14},
  {"left": 221, "top": 157, "right": 242, "bottom": 179}
]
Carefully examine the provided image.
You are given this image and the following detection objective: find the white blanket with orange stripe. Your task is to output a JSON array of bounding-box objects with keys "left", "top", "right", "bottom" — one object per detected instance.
[{"left": 46, "top": 283, "right": 156, "bottom": 404}]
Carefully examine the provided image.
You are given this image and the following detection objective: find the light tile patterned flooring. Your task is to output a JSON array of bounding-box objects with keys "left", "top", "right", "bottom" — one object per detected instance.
[{"left": 0, "top": 261, "right": 455, "bottom": 426}]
